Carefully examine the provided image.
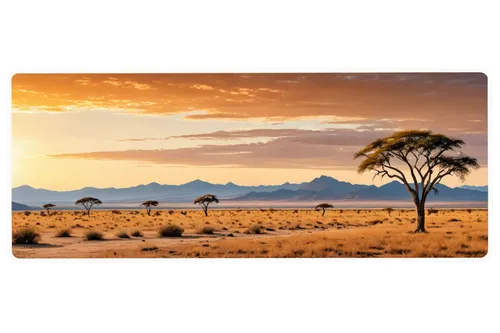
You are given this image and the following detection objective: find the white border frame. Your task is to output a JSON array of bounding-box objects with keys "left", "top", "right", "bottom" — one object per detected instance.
[{"left": 6, "top": 64, "right": 496, "bottom": 265}]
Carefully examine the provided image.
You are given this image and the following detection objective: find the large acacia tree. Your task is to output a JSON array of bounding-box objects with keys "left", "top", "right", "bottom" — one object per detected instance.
[
  {"left": 354, "top": 130, "right": 479, "bottom": 233},
  {"left": 75, "top": 197, "right": 102, "bottom": 217}
]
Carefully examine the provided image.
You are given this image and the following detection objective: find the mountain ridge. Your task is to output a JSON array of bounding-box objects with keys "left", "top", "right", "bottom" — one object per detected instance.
[{"left": 13, "top": 176, "right": 487, "bottom": 205}]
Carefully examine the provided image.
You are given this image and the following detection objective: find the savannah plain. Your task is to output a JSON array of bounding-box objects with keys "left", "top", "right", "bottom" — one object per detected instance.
[{"left": 12, "top": 207, "right": 488, "bottom": 258}]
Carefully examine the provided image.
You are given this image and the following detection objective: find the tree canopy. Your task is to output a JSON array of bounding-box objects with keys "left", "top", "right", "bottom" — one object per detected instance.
[{"left": 354, "top": 130, "right": 479, "bottom": 232}]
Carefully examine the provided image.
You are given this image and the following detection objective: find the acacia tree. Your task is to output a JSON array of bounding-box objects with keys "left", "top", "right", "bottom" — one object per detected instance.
[
  {"left": 43, "top": 203, "right": 56, "bottom": 216},
  {"left": 354, "top": 130, "right": 479, "bottom": 233},
  {"left": 75, "top": 197, "right": 102, "bottom": 217},
  {"left": 140, "top": 200, "right": 159, "bottom": 216},
  {"left": 194, "top": 194, "right": 219, "bottom": 216},
  {"left": 315, "top": 203, "right": 333, "bottom": 217}
]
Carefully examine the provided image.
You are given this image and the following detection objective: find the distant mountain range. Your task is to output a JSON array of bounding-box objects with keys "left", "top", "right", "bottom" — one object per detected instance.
[
  {"left": 12, "top": 201, "right": 39, "bottom": 211},
  {"left": 459, "top": 185, "right": 488, "bottom": 192},
  {"left": 229, "top": 176, "right": 487, "bottom": 202},
  {"left": 12, "top": 176, "right": 487, "bottom": 207}
]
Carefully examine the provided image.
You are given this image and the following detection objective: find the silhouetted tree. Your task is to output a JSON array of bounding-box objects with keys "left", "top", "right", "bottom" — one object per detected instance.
[
  {"left": 315, "top": 203, "right": 333, "bottom": 217},
  {"left": 140, "top": 200, "right": 159, "bottom": 216},
  {"left": 43, "top": 203, "right": 56, "bottom": 216},
  {"left": 194, "top": 194, "right": 219, "bottom": 216},
  {"left": 354, "top": 130, "right": 479, "bottom": 233},
  {"left": 75, "top": 197, "right": 102, "bottom": 217}
]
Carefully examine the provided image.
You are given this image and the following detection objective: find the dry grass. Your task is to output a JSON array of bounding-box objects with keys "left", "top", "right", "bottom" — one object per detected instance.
[
  {"left": 159, "top": 224, "right": 184, "bottom": 237},
  {"left": 12, "top": 227, "right": 40, "bottom": 244},
  {"left": 56, "top": 228, "right": 72, "bottom": 237},
  {"left": 85, "top": 230, "right": 104, "bottom": 241},
  {"left": 11, "top": 208, "right": 488, "bottom": 258}
]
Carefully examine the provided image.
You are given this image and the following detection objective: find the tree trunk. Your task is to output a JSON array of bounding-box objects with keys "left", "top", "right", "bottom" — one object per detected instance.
[
  {"left": 203, "top": 206, "right": 208, "bottom": 216},
  {"left": 87, "top": 209, "right": 91, "bottom": 217},
  {"left": 414, "top": 204, "right": 426, "bottom": 233},
  {"left": 147, "top": 207, "right": 151, "bottom": 216},
  {"left": 322, "top": 209, "right": 325, "bottom": 217}
]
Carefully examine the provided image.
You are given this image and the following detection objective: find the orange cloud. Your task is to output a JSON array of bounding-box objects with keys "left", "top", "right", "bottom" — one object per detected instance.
[{"left": 12, "top": 73, "right": 487, "bottom": 133}]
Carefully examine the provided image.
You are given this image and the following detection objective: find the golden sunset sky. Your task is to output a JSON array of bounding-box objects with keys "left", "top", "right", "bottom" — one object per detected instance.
[{"left": 11, "top": 73, "right": 487, "bottom": 190}]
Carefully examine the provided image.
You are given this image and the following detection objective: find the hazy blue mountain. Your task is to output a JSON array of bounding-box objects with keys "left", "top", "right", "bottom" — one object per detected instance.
[
  {"left": 12, "top": 201, "right": 39, "bottom": 211},
  {"left": 12, "top": 176, "right": 487, "bottom": 205},
  {"left": 459, "top": 185, "right": 488, "bottom": 192},
  {"left": 230, "top": 178, "right": 488, "bottom": 202},
  {"left": 12, "top": 180, "right": 304, "bottom": 205}
]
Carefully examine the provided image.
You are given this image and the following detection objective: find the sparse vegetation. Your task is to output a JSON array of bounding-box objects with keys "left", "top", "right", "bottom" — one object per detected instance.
[
  {"left": 383, "top": 208, "right": 394, "bottom": 216},
  {"left": 56, "top": 229, "right": 72, "bottom": 237},
  {"left": 131, "top": 230, "right": 144, "bottom": 237},
  {"left": 12, "top": 227, "right": 40, "bottom": 244},
  {"left": 200, "top": 226, "right": 216, "bottom": 234},
  {"left": 117, "top": 231, "right": 130, "bottom": 239},
  {"left": 85, "top": 230, "right": 104, "bottom": 241},
  {"left": 159, "top": 224, "right": 184, "bottom": 237},
  {"left": 427, "top": 208, "right": 439, "bottom": 216},
  {"left": 246, "top": 224, "right": 263, "bottom": 234}
]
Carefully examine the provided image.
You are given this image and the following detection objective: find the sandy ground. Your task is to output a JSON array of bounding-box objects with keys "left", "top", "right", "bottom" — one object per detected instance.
[{"left": 12, "top": 208, "right": 488, "bottom": 258}]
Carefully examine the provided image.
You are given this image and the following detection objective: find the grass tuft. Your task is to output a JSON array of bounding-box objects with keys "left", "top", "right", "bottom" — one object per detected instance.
[
  {"left": 12, "top": 227, "right": 40, "bottom": 244},
  {"left": 56, "top": 229, "right": 72, "bottom": 237},
  {"left": 159, "top": 224, "right": 184, "bottom": 237},
  {"left": 85, "top": 230, "right": 104, "bottom": 241}
]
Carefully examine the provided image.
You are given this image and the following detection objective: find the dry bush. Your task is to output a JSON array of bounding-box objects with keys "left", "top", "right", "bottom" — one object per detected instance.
[
  {"left": 159, "top": 224, "right": 184, "bottom": 237},
  {"left": 24, "top": 211, "right": 31, "bottom": 216},
  {"left": 200, "top": 226, "right": 216, "bottom": 234},
  {"left": 85, "top": 230, "right": 104, "bottom": 241},
  {"left": 141, "top": 246, "right": 158, "bottom": 251},
  {"left": 13, "top": 228, "right": 40, "bottom": 244},
  {"left": 117, "top": 231, "right": 130, "bottom": 239},
  {"left": 131, "top": 230, "right": 143, "bottom": 237},
  {"left": 246, "top": 224, "right": 263, "bottom": 234},
  {"left": 56, "top": 229, "right": 72, "bottom": 237}
]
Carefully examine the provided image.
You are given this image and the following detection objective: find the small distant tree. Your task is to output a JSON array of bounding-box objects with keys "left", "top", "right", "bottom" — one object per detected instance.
[
  {"left": 75, "top": 197, "right": 102, "bottom": 217},
  {"left": 383, "top": 208, "right": 394, "bottom": 216},
  {"left": 194, "top": 194, "right": 219, "bottom": 216},
  {"left": 140, "top": 200, "right": 159, "bottom": 216},
  {"left": 315, "top": 203, "right": 333, "bottom": 217},
  {"left": 43, "top": 203, "right": 56, "bottom": 216},
  {"left": 355, "top": 130, "right": 479, "bottom": 233}
]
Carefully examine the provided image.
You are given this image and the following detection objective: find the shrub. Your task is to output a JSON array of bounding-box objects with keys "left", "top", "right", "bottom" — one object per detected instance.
[
  {"left": 131, "top": 230, "right": 143, "bottom": 237},
  {"left": 467, "top": 209, "right": 472, "bottom": 214},
  {"left": 247, "top": 224, "right": 263, "bottom": 234},
  {"left": 200, "top": 226, "right": 216, "bottom": 234},
  {"left": 427, "top": 208, "right": 438, "bottom": 216},
  {"left": 24, "top": 211, "right": 31, "bottom": 216},
  {"left": 56, "top": 229, "right": 72, "bottom": 237},
  {"left": 12, "top": 228, "right": 40, "bottom": 244},
  {"left": 85, "top": 230, "right": 104, "bottom": 241},
  {"left": 141, "top": 246, "right": 158, "bottom": 251},
  {"left": 116, "top": 231, "right": 130, "bottom": 239},
  {"left": 159, "top": 224, "right": 184, "bottom": 237}
]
